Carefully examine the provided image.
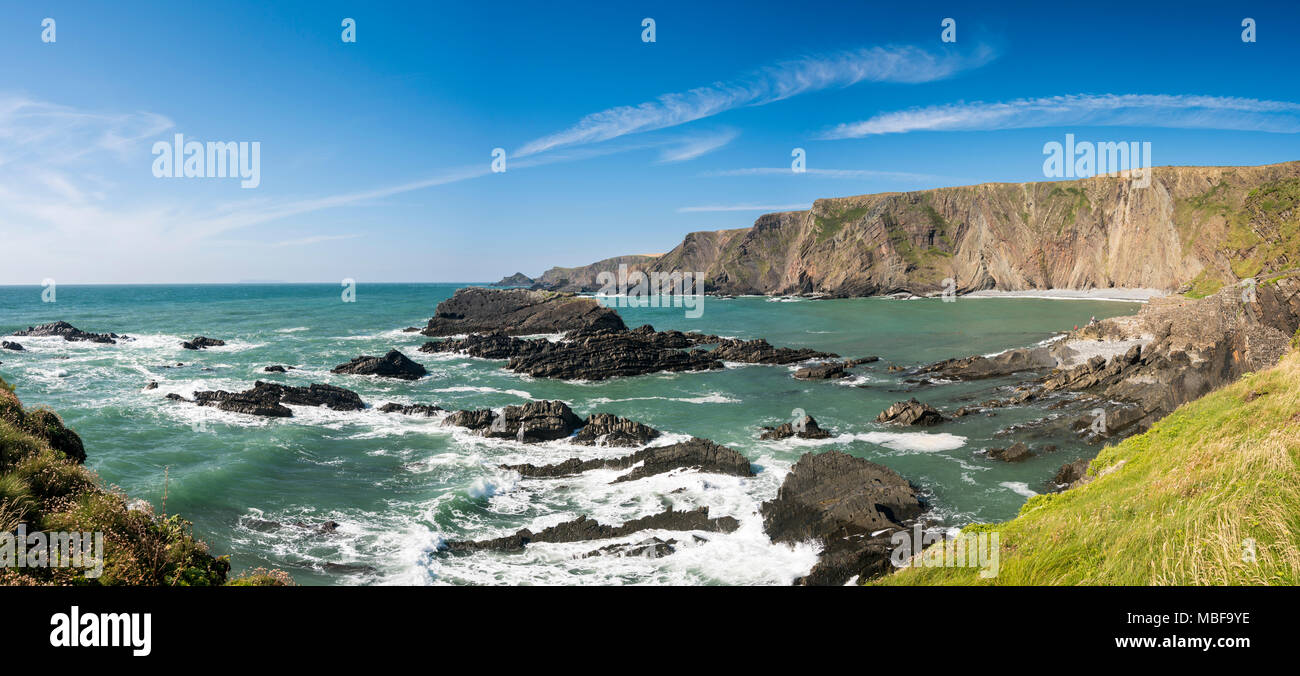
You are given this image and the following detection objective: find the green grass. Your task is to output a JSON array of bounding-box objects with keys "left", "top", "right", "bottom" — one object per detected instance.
[
  {"left": 873, "top": 350, "right": 1300, "bottom": 585},
  {"left": 812, "top": 204, "right": 870, "bottom": 243},
  {"left": 0, "top": 376, "right": 291, "bottom": 586},
  {"left": 1183, "top": 269, "right": 1226, "bottom": 299}
]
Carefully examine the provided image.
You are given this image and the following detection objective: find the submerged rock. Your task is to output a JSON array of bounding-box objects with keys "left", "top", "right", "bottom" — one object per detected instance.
[
  {"left": 443, "top": 507, "right": 739, "bottom": 554},
  {"left": 759, "top": 415, "right": 832, "bottom": 440},
  {"left": 331, "top": 349, "right": 428, "bottom": 380},
  {"left": 876, "top": 398, "right": 945, "bottom": 426},
  {"left": 503, "top": 437, "right": 753, "bottom": 483},
  {"left": 263, "top": 365, "right": 292, "bottom": 373},
  {"left": 181, "top": 336, "right": 226, "bottom": 350},
  {"left": 761, "top": 450, "right": 922, "bottom": 586},
  {"left": 573, "top": 413, "right": 661, "bottom": 447},
  {"left": 13, "top": 321, "right": 126, "bottom": 344}
]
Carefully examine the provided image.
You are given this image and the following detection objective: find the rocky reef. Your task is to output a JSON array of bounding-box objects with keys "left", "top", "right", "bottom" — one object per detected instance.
[
  {"left": 169, "top": 381, "right": 366, "bottom": 417},
  {"left": 502, "top": 437, "right": 754, "bottom": 483},
  {"left": 13, "top": 321, "right": 127, "bottom": 344}
]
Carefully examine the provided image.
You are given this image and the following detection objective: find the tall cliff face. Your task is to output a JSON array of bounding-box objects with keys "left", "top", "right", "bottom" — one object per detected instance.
[{"left": 537, "top": 162, "right": 1300, "bottom": 296}]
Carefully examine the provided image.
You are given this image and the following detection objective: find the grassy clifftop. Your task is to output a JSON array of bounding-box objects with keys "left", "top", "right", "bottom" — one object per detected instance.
[
  {"left": 875, "top": 350, "right": 1300, "bottom": 585},
  {"left": 0, "top": 376, "right": 288, "bottom": 585}
]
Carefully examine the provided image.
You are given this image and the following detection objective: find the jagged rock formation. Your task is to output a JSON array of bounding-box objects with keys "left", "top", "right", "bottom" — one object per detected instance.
[
  {"left": 421, "top": 325, "right": 725, "bottom": 381},
  {"left": 181, "top": 336, "right": 225, "bottom": 350},
  {"left": 502, "top": 437, "right": 754, "bottom": 483},
  {"left": 532, "top": 254, "right": 661, "bottom": 292},
  {"left": 421, "top": 287, "right": 625, "bottom": 336},
  {"left": 761, "top": 451, "right": 923, "bottom": 586},
  {"left": 442, "top": 506, "right": 738, "bottom": 554},
  {"left": 876, "top": 399, "right": 945, "bottom": 426},
  {"left": 442, "top": 400, "right": 583, "bottom": 442},
  {"left": 0, "top": 341, "right": 22, "bottom": 351},
  {"left": 13, "top": 321, "right": 127, "bottom": 344},
  {"left": 531, "top": 162, "right": 1300, "bottom": 297},
  {"left": 331, "top": 349, "right": 428, "bottom": 380},
  {"left": 923, "top": 273, "right": 1300, "bottom": 439},
  {"left": 759, "top": 415, "right": 832, "bottom": 440},
  {"left": 170, "top": 381, "right": 366, "bottom": 417},
  {"left": 572, "top": 413, "right": 661, "bottom": 446}
]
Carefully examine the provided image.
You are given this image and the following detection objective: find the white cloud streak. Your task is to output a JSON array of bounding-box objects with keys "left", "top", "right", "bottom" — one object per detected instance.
[
  {"left": 822, "top": 93, "right": 1300, "bottom": 138},
  {"left": 517, "top": 44, "right": 996, "bottom": 157},
  {"left": 677, "top": 203, "right": 809, "bottom": 213}
]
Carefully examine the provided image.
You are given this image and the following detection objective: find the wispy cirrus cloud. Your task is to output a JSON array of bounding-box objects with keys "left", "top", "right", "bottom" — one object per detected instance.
[
  {"left": 677, "top": 203, "right": 809, "bottom": 213},
  {"left": 821, "top": 93, "right": 1300, "bottom": 138},
  {"left": 656, "top": 129, "right": 739, "bottom": 163},
  {"left": 516, "top": 44, "right": 997, "bottom": 157},
  {"left": 701, "top": 167, "right": 950, "bottom": 182}
]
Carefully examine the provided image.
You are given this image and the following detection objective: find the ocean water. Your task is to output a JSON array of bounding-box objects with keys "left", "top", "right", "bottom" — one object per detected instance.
[{"left": 0, "top": 284, "right": 1141, "bottom": 585}]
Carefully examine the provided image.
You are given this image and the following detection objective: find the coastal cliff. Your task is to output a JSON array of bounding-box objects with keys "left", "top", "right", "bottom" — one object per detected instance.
[{"left": 533, "top": 161, "right": 1300, "bottom": 297}]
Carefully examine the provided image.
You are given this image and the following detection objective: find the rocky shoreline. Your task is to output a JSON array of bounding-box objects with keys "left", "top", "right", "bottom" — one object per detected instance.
[{"left": 12, "top": 275, "right": 1294, "bottom": 585}]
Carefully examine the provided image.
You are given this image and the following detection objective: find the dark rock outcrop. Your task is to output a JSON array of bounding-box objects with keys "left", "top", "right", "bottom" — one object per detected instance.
[
  {"left": 1054, "top": 457, "right": 1091, "bottom": 488},
  {"left": 263, "top": 365, "right": 293, "bottom": 373},
  {"left": 503, "top": 437, "right": 753, "bottom": 483},
  {"left": 876, "top": 398, "right": 945, "bottom": 426},
  {"left": 987, "top": 442, "right": 1034, "bottom": 462},
  {"left": 759, "top": 415, "right": 832, "bottom": 440},
  {"left": 793, "top": 362, "right": 846, "bottom": 380},
  {"left": 573, "top": 413, "right": 660, "bottom": 447},
  {"left": 421, "top": 287, "right": 625, "bottom": 337},
  {"left": 331, "top": 349, "right": 428, "bottom": 380},
  {"left": 378, "top": 402, "right": 444, "bottom": 416},
  {"left": 443, "top": 506, "right": 739, "bottom": 554},
  {"left": 917, "top": 346, "right": 1058, "bottom": 381},
  {"left": 13, "top": 321, "right": 126, "bottom": 344},
  {"left": 761, "top": 451, "right": 923, "bottom": 586},
  {"left": 443, "top": 400, "right": 582, "bottom": 442},
  {"left": 710, "top": 338, "right": 837, "bottom": 365},
  {"left": 1, "top": 341, "right": 23, "bottom": 351},
  {"left": 181, "top": 336, "right": 226, "bottom": 350},
  {"left": 491, "top": 272, "right": 534, "bottom": 287}
]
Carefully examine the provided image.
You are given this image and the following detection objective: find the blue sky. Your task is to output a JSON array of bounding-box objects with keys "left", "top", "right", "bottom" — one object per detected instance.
[{"left": 2, "top": 0, "right": 1299, "bottom": 284}]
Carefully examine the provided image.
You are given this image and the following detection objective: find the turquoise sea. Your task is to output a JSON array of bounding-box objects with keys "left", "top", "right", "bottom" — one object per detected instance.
[{"left": 0, "top": 284, "right": 1141, "bottom": 585}]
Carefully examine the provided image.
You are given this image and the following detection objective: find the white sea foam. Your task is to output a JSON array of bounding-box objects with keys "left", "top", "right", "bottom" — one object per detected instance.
[{"left": 1000, "top": 481, "right": 1038, "bottom": 498}]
